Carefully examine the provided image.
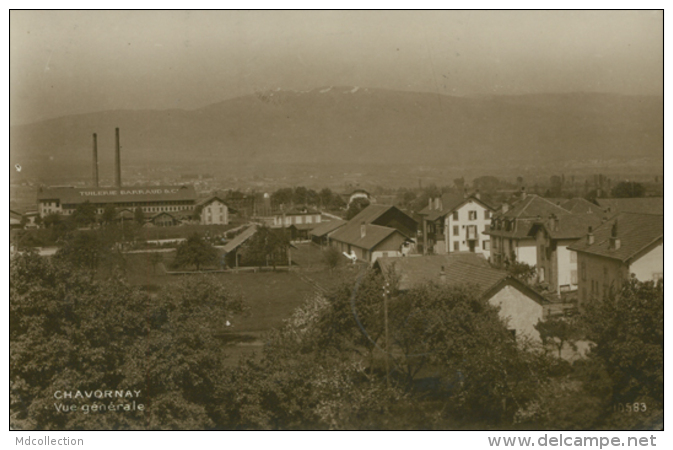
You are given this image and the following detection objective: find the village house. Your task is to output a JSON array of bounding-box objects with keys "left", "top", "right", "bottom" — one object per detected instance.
[
  {"left": 328, "top": 204, "right": 418, "bottom": 263},
  {"left": 197, "top": 196, "right": 230, "bottom": 225},
  {"left": 485, "top": 194, "right": 572, "bottom": 268},
  {"left": 568, "top": 212, "right": 663, "bottom": 308},
  {"left": 417, "top": 193, "right": 495, "bottom": 257},
  {"left": 374, "top": 253, "right": 553, "bottom": 342},
  {"left": 529, "top": 213, "right": 605, "bottom": 296},
  {"left": 271, "top": 205, "right": 322, "bottom": 228},
  {"left": 329, "top": 222, "right": 411, "bottom": 263}
]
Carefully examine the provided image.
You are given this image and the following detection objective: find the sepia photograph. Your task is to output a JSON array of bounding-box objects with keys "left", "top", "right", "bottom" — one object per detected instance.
[{"left": 8, "top": 9, "right": 663, "bottom": 437}]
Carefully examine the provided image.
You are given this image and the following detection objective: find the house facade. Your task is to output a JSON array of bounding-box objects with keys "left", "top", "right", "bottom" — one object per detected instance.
[
  {"left": 485, "top": 194, "right": 572, "bottom": 268},
  {"left": 198, "top": 196, "right": 229, "bottom": 225},
  {"left": 568, "top": 212, "right": 663, "bottom": 308},
  {"left": 374, "top": 253, "right": 551, "bottom": 342},
  {"left": 530, "top": 214, "right": 604, "bottom": 296},
  {"left": 418, "top": 193, "right": 494, "bottom": 257},
  {"left": 272, "top": 206, "right": 322, "bottom": 228},
  {"left": 330, "top": 223, "right": 410, "bottom": 263}
]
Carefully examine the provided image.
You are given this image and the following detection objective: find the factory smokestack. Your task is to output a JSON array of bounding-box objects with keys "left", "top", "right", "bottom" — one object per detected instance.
[
  {"left": 92, "top": 133, "right": 99, "bottom": 187},
  {"left": 114, "top": 127, "right": 121, "bottom": 188}
]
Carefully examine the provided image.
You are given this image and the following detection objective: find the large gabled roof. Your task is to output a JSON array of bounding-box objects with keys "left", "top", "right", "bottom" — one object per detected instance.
[
  {"left": 330, "top": 223, "right": 403, "bottom": 250},
  {"left": 500, "top": 194, "right": 570, "bottom": 219},
  {"left": 309, "top": 219, "right": 347, "bottom": 237},
  {"left": 222, "top": 225, "right": 258, "bottom": 253},
  {"left": 347, "top": 204, "right": 395, "bottom": 224},
  {"left": 560, "top": 198, "right": 606, "bottom": 215},
  {"left": 418, "top": 193, "right": 495, "bottom": 221},
  {"left": 530, "top": 213, "right": 606, "bottom": 240},
  {"left": 596, "top": 198, "right": 664, "bottom": 215},
  {"left": 568, "top": 212, "right": 663, "bottom": 263},
  {"left": 375, "top": 253, "right": 548, "bottom": 305}
]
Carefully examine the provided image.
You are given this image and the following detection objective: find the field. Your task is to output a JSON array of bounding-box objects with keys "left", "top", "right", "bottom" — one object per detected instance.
[{"left": 119, "top": 243, "right": 349, "bottom": 366}]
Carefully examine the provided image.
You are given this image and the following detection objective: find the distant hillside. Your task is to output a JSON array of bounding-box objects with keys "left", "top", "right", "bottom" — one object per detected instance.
[{"left": 10, "top": 88, "right": 663, "bottom": 179}]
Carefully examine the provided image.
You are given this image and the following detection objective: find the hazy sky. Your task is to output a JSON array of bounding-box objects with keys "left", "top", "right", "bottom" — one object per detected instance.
[{"left": 10, "top": 10, "right": 663, "bottom": 125}]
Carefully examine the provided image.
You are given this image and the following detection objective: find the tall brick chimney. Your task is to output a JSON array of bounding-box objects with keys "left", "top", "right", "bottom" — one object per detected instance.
[
  {"left": 92, "top": 133, "right": 99, "bottom": 187},
  {"left": 114, "top": 127, "right": 122, "bottom": 188}
]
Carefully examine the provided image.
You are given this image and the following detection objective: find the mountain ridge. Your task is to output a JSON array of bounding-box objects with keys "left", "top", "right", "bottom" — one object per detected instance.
[{"left": 10, "top": 88, "right": 663, "bottom": 173}]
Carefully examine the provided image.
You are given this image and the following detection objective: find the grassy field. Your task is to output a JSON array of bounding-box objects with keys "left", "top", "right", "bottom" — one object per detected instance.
[{"left": 117, "top": 244, "right": 351, "bottom": 367}]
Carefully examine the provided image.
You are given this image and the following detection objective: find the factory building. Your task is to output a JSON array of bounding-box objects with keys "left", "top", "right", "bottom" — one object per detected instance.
[{"left": 36, "top": 128, "right": 198, "bottom": 221}]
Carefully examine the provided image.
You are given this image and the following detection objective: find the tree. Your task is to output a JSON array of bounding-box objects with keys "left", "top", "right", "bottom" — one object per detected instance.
[
  {"left": 322, "top": 246, "right": 342, "bottom": 270},
  {"left": 134, "top": 207, "right": 146, "bottom": 225},
  {"left": 582, "top": 279, "right": 663, "bottom": 409},
  {"left": 10, "top": 253, "right": 244, "bottom": 430},
  {"left": 346, "top": 198, "right": 370, "bottom": 220},
  {"left": 244, "top": 226, "right": 291, "bottom": 269},
  {"left": 53, "top": 231, "right": 112, "bottom": 278},
  {"left": 69, "top": 201, "right": 97, "bottom": 228},
  {"left": 173, "top": 233, "right": 218, "bottom": 271},
  {"left": 611, "top": 181, "right": 646, "bottom": 198},
  {"left": 535, "top": 315, "right": 580, "bottom": 358},
  {"left": 102, "top": 204, "right": 117, "bottom": 225},
  {"left": 503, "top": 259, "right": 537, "bottom": 285}
]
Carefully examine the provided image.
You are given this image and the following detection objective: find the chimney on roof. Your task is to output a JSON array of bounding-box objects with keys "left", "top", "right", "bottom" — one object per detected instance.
[
  {"left": 548, "top": 214, "right": 559, "bottom": 232},
  {"left": 521, "top": 186, "right": 527, "bottom": 199},
  {"left": 502, "top": 203, "right": 509, "bottom": 214},
  {"left": 435, "top": 197, "right": 442, "bottom": 211},
  {"left": 114, "top": 127, "right": 122, "bottom": 188},
  {"left": 587, "top": 226, "right": 594, "bottom": 245},
  {"left": 609, "top": 220, "right": 620, "bottom": 250},
  {"left": 475, "top": 190, "right": 481, "bottom": 200},
  {"left": 92, "top": 133, "right": 99, "bottom": 187},
  {"left": 429, "top": 198, "right": 433, "bottom": 210},
  {"left": 360, "top": 221, "right": 366, "bottom": 239},
  {"left": 440, "top": 265, "right": 446, "bottom": 283},
  {"left": 463, "top": 187, "right": 468, "bottom": 198}
]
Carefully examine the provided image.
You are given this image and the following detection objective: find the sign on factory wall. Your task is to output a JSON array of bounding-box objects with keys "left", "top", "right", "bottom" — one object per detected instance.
[{"left": 79, "top": 188, "right": 180, "bottom": 197}]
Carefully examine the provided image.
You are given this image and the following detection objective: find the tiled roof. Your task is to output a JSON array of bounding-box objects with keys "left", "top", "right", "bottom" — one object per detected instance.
[
  {"left": 376, "top": 253, "right": 505, "bottom": 293},
  {"left": 531, "top": 214, "right": 606, "bottom": 240},
  {"left": 329, "top": 223, "right": 400, "bottom": 250},
  {"left": 222, "top": 225, "right": 258, "bottom": 253},
  {"left": 419, "top": 194, "right": 494, "bottom": 221},
  {"left": 568, "top": 212, "right": 663, "bottom": 263},
  {"left": 501, "top": 195, "right": 570, "bottom": 219},
  {"left": 309, "top": 219, "right": 347, "bottom": 237},
  {"left": 347, "top": 204, "right": 394, "bottom": 224},
  {"left": 196, "top": 196, "right": 228, "bottom": 207},
  {"left": 561, "top": 198, "right": 606, "bottom": 215},
  {"left": 37, "top": 185, "right": 197, "bottom": 205},
  {"left": 596, "top": 198, "right": 664, "bottom": 215},
  {"left": 376, "top": 253, "right": 549, "bottom": 304},
  {"left": 484, "top": 218, "right": 538, "bottom": 239}
]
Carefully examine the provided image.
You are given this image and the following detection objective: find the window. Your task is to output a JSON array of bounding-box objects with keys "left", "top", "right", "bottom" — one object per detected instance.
[
  {"left": 483, "top": 240, "right": 490, "bottom": 251},
  {"left": 453, "top": 241, "right": 459, "bottom": 251},
  {"left": 571, "top": 270, "right": 578, "bottom": 285},
  {"left": 468, "top": 211, "right": 477, "bottom": 220},
  {"left": 453, "top": 225, "right": 459, "bottom": 236},
  {"left": 570, "top": 251, "right": 577, "bottom": 263},
  {"left": 453, "top": 211, "right": 459, "bottom": 221},
  {"left": 484, "top": 210, "right": 490, "bottom": 219},
  {"left": 382, "top": 252, "right": 388, "bottom": 258}
]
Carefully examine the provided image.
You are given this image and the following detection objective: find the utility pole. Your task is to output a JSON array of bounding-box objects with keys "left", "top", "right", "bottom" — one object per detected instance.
[{"left": 383, "top": 282, "right": 391, "bottom": 389}]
